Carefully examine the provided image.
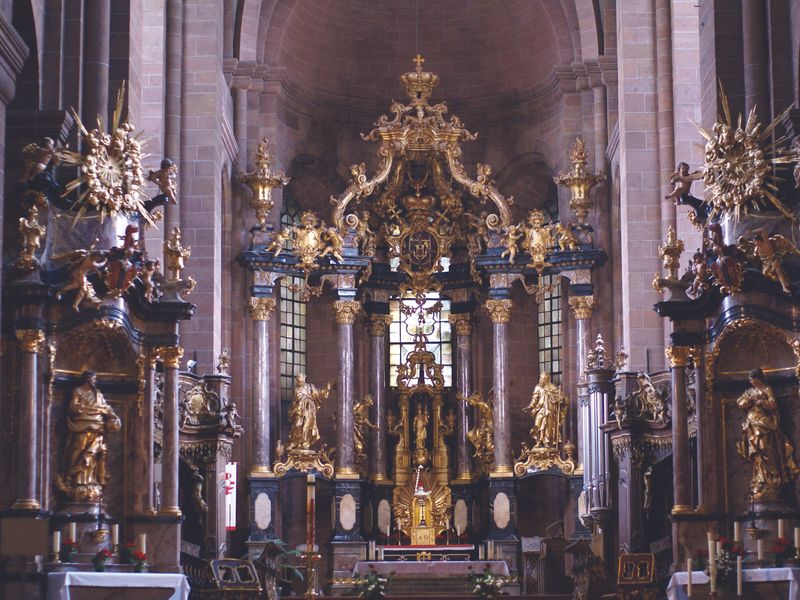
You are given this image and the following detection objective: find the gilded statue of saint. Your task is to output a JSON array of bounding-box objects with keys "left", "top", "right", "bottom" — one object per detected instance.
[
  {"left": 354, "top": 394, "right": 378, "bottom": 458},
  {"left": 736, "top": 368, "right": 799, "bottom": 500},
  {"left": 287, "top": 373, "right": 330, "bottom": 451},
  {"left": 525, "top": 372, "right": 567, "bottom": 448},
  {"left": 413, "top": 403, "right": 429, "bottom": 452},
  {"left": 56, "top": 371, "right": 121, "bottom": 503}
]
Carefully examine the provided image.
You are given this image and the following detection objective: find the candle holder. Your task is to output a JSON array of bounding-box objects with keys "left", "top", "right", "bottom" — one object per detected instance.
[
  {"left": 747, "top": 525, "right": 767, "bottom": 568},
  {"left": 302, "top": 551, "right": 321, "bottom": 600}
]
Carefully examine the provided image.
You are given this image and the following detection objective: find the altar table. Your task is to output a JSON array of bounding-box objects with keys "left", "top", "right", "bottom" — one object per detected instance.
[
  {"left": 355, "top": 559, "right": 509, "bottom": 576},
  {"left": 47, "top": 572, "right": 190, "bottom": 600},
  {"left": 666, "top": 568, "right": 800, "bottom": 600}
]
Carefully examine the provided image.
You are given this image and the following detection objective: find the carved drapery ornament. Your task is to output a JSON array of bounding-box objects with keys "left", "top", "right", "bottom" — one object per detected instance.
[
  {"left": 568, "top": 295, "right": 595, "bottom": 320},
  {"left": 159, "top": 346, "right": 184, "bottom": 369},
  {"left": 333, "top": 300, "right": 361, "bottom": 325},
  {"left": 448, "top": 313, "right": 473, "bottom": 337},
  {"left": 249, "top": 296, "right": 276, "bottom": 321},
  {"left": 484, "top": 299, "right": 512, "bottom": 324},
  {"left": 16, "top": 329, "right": 44, "bottom": 353},
  {"left": 367, "top": 313, "right": 391, "bottom": 336},
  {"left": 665, "top": 345, "right": 692, "bottom": 368}
]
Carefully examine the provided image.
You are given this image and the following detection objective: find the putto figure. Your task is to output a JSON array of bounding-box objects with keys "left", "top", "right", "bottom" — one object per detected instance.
[
  {"left": 147, "top": 158, "right": 179, "bottom": 205},
  {"left": 287, "top": 372, "right": 331, "bottom": 451},
  {"left": 736, "top": 368, "right": 799, "bottom": 501},
  {"left": 56, "top": 371, "right": 121, "bottom": 503}
]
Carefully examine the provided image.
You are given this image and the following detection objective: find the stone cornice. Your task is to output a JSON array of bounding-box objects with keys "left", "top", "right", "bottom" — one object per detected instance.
[{"left": 0, "top": 12, "right": 28, "bottom": 103}]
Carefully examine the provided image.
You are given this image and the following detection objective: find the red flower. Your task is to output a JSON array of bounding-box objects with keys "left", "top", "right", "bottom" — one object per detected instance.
[{"left": 132, "top": 551, "right": 147, "bottom": 562}]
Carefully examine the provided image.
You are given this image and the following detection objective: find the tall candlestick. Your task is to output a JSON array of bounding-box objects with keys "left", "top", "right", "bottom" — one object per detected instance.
[
  {"left": 734, "top": 522, "right": 742, "bottom": 543},
  {"left": 306, "top": 474, "right": 316, "bottom": 553},
  {"left": 779, "top": 519, "right": 787, "bottom": 539},
  {"left": 686, "top": 558, "right": 692, "bottom": 598},
  {"left": 52, "top": 531, "right": 61, "bottom": 559},
  {"left": 736, "top": 556, "right": 743, "bottom": 596},
  {"left": 68, "top": 522, "right": 77, "bottom": 542},
  {"left": 708, "top": 535, "right": 716, "bottom": 593}
]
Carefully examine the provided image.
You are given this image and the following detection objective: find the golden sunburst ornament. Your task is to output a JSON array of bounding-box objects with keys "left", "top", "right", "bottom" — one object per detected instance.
[
  {"left": 697, "top": 84, "right": 795, "bottom": 222},
  {"left": 60, "top": 87, "right": 154, "bottom": 226}
]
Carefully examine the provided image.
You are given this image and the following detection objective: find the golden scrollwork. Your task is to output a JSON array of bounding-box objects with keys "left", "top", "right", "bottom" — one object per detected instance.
[
  {"left": 367, "top": 313, "right": 391, "bottom": 336},
  {"left": 448, "top": 313, "right": 473, "bottom": 337},
  {"left": 238, "top": 138, "right": 290, "bottom": 230},
  {"left": 16, "top": 205, "right": 46, "bottom": 272},
  {"left": 665, "top": 345, "right": 692, "bottom": 368},
  {"left": 568, "top": 295, "right": 595, "bottom": 320},
  {"left": 460, "top": 392, "right": 495, "bottom": 476},
  {"left": 16, "top": 329, "right": 44, "bottom": 354},
  {"left": 484, "top": 299, "right": 512, "bottom": 324},
  {"left": 249, "top": 296, "right": 277, "bottom": 321},
  {"left": 270, "top": 210, "right": 343, "bottom": 274},
  {"left": 159, "top": 346, "right": 184, "bottom": 369},
  {"left": 55, "top": 370, "right": 121, "bottom": 503},
  {"left": 553, "top": 137, "right": 606, "bottom": 224},
  {"left": 333, "top": 300, "right": 362, "bottom": 325}
]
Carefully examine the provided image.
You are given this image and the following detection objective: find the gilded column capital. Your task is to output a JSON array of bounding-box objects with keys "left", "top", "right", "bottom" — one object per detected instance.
[
  {"left": 367, "top": 313, "right": 391, "bottom": 336},
  {"left": 159, "top": 346, "right": 184, "bottom": 369},
  {"left": 16, "top": 329, "right": 44, "bottom": 353},
  {"left": 665, "top": 345, "right": 692, "bottom": 368},
  {"left": 333, "top": 300, "right": 361, "bottom": 325},
  {"left": 568, "top": 295, "right": 595, "bottom": 320},
  {"left": 448, "top": 313, "right": 473, "bottom": 336},
  {"left": 484, "top": 299, "right": 512, "bottom": 324},
  {"left": 249, "top": 296, "right": 276, "bottom": 321}
]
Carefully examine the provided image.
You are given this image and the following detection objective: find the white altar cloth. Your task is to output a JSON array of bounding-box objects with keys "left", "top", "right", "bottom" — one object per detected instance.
[
  {"left": 667, "top": 568, "right": 800, "bottom": 600},
  {"left": 47, "top": 572, "right": 190, "bottom": 600}
]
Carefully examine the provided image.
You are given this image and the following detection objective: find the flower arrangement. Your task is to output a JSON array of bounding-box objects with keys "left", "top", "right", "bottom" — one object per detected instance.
[
  {"left": 59, "top": 539, "right": 78, "bottom": 563},
  {"left": 131, "top": 550, "right": 148, "bottom": 573},
  {"left": 704, "top": 538, "right": 745, "bottom": 591},
  {"left": 770, "top": 536, "right": 795, "bottom": 566},
  {"left": 92, "top": 548, "right": 113, "bottom": 572},
  {"left": 691, "top": 547, "right": 708, "bottom": 571},
  {"left": 468, "top": 564, "right": 509, "bottom": 600},
  {"left": 351, "top": 565, "right": 393, "bottom": 600}
]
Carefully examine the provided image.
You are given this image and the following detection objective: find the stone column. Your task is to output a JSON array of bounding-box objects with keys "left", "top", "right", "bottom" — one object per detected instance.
[
  {"left": 449, "top": 313, "right": 474, "bottom": 482},
  {"left": 690, "top": 346, "right": 708, "bottom": 511},
  {"left": 159, "top": 346, "right": 184, "bottom": 516},
  {"left": 741, "top": 0, "right": 770, "bottom": 125},
  {"left": 334, "top": 300, "right": 361, "bottom": 479},
  {"left": 249, "top": 296, "right": 276, "bottom": 475},
  {"left": 569, "top": 294, "right": 595, "bottom": 467},
  {"left": 666, "top": 345, "right": 692, "bottom": 515},
  {"left": 82, "top": 0, "right": 111, "bottom": 126},
  {"left": 484, "top": 299, "right": 512, "bottom": 475},
  {"left": 164, "top": 0, "right": 182, "bottom": 231},
  {"left": 367, "top": 312, "right": 390, "bottom": 482},
  {"left": 11, "top": 329, "right": 44, "bottom": 510}
]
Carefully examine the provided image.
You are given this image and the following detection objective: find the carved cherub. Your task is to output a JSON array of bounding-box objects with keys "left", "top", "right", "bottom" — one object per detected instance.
[
  {"left": 267, "top": 229, "right": 291, "bottom": 258},
  {"left": 554, "top": 222, "right": 579, "bottom": 251},
  {"left": 501, "top": 224, "right": 522, "bottom": 263},
  {"left": 17, "top": 205, "right": 46, "bottom": 270},
  {"left": 686, "top": 251, "right": 709, "bottom": 299},
  {"left": 52, "top": 241, "right": 108, "bottom": 311},
  {"left": 664, "top": 162, "right": 702, "bottom": 203},
  {"left": 21, "top": 137, "right": 60, "bottom": 183},
  {"left": 147, "top": 158, "right": 179, "bottom": 205},
  {"left": 220, "top": 398, "right": 242, "bottom": 437},
  {"left": 140, "top": 259, "right": 162, "bottom": 303},
  {"left": 738, "top": 228, "right": 800, "bottom": 293},
  {"left": 320, "top": 224, "right": 344, "bottom": 263},
  {"left": 355, "top": 211, "right": 377, "bottom": 256}
]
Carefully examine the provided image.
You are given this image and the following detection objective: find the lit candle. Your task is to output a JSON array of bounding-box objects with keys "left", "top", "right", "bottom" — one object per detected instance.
[
  {"left": 138, "top": 533, "right": 147, "bottom": 556},
  {"left": 734, "top": 522, "right": 742, "bottom": 543},
  {"left": 757, "top": 538, "right": 765, "bottom": 563},
  {"left": 68, "top": 522, "right": 77, "bottom": 543},
  {"left": 478, "top": 545, "right": 484, "bottom": 560},
  {"left": 708, "top": 534, "right": 716, "bottom": 593},
  {"left": 795, "top": 527, "right": 800, "bottom": 557},
  {"left": 736, "top": 556, "right": 743, "bottom": 596},
  {"left": 686, "top": 558, "right": 692, "bottom": 598},
  {"left": 52, "top": 531, "right": 61, "bottom": 557},
  {"left": 716, "top": 541, "right": 722, "bottom": 556},
  {"left": 306, "top": 474, "right": 316, "bottom": 553},
  {"left": 456, "top": 524, "right": 461, "bottom": 538},
  {"left": 111, "top": 524, "right": 119, "bottom": 547}
]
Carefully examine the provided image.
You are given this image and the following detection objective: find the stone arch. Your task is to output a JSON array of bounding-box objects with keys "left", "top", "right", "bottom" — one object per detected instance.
[
  {"left": 284, "top": 153, "right": 344, "bottom": 216},
  {"left": 495, "top": 152, "right": 558, "bottom": 222}
]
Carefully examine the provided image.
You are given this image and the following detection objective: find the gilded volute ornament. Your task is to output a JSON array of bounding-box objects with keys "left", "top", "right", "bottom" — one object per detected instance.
[
  {"left": 448, "top": 313, "right": 473, "bottom": 337},
  {"left": 736, "top": 368, "right": 799, "bottom": 501},
  {"left": 568, "top": 295, "right": 595, "bottom": 320},
  {"left": 159, "top": 346, "right": 184, "bottom": 369},
  {"left": 334, "top": 300, "right": 361, "bottom": 325},
  {"left": 367, "top": 313, "right": 391, "bottom": 336},
  {"left": 484, "top": 299, "right": 512, "bottom": 324},
  {"left": 16, "top": 329, "right": 44, "bottom": 354},
  {"left": 55, "top": 371, "right": 121, "bottom": 503},
  {"left": 249, "top": 296, "right": 276, "bottom": 321}
]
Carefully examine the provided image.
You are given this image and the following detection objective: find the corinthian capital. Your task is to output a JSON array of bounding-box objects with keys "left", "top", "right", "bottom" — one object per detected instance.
[
  {"left": 367, "top": 313, "right": 391, "bottom": 336},
  {"left": 484, "top": 299, "right": 512, "bottom": 324},
  {"left": 249, "top": 296, "right": 276, "bottom": 321},
  {"left": 448, "top": 313, "right": 473, "bottom": 336},
  {"left": 16, "top": 329, "right": 44, "bottom": 353},
  {"left": 568, "top": 295, "right": 595, "bottom": 320},
  {"left": 665, "top": 345, "right": 691, "bottom": 367},
  {"left": 159, "top": 346, "right": 184, "bottom": 369},
  {"left": 334, "top": 300, "right": 361, "bottom": 325}
]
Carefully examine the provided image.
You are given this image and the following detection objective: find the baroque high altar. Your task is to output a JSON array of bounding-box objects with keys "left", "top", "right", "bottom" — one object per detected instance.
[{"left": 4, "top": 15, "right": 800, "bottom": 599}]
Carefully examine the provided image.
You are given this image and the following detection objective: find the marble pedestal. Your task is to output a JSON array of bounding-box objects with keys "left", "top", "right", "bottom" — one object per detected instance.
[
  {"left": 245, "top": 476, "right": 279, "bottom": 556},
  {"left": 127, "top": 515, "right": 181, "bottom": 573}
]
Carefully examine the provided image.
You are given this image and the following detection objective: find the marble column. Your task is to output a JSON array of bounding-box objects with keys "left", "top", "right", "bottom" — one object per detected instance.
[
  {"left": 690, "top": 346, "right": 708, "bottom": 511},
  {"left": 249, "top": 296, "right": 276, "bottom": 475},
  {"left": 12, "top": 329, "right": 44, "bottom": 510},
  {"left": 334, "top": 300, "right": 361, "bottom": 479},
  {"left": 367, "top": 312, "right": 390, "bottom": 481},
  {"left": 569, "top": 294, "right": 595, "bottom": 469},
  {"left": 741, "top": 0, "right": 770, "bottom": 126},
  {"left": 666, "top": 345, "right": 692, "bottom": 515},
  {"left": 82, "top": 0, "right": 111, "bottom": 126},
  {"left": 164, "top": 0, "right": 183, "bottom": 232},
  {"left": 484, "top": 299, "right": 512, "bottom": 475},
  {"left": 449, "top": 313, "right": 474, "bottom": 482},
  {"left": 159, "top": 346, "right": 183, "bottom": 515}
]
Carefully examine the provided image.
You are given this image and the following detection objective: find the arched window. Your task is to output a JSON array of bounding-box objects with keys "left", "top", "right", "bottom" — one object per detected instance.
[
  {"left": 388, "top": 293, "right": 452, "bottom": 387},
  {"left": 538, "top": 197, "right": 562, "bottom": 384},
  {"left": 279, "top": 195, "right": 307, "bottom": 425}
]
